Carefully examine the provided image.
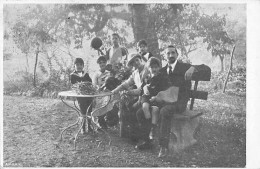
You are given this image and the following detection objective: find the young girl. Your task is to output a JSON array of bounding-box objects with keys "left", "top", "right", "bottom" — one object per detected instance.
[{"left": 70, "top": 58, "right": 93, "bottom": 134}]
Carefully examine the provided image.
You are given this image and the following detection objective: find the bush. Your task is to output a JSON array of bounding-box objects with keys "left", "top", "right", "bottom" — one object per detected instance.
[
  {"left": 4, "top": 68, "right": 72, "bottom": 98},
  {"left": 4, "top": 71, "right": 35, "bottom": 95},
  {"left": 198, "top": 65, "right": 246, "bottom": 93}
]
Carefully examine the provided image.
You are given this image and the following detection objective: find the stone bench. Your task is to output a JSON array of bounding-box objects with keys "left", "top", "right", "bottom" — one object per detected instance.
[
  {"left": 118, "top": 65, "right": 211, "bottom": 154},
  {"left": 168, "top": 65, "right": 211, "bottom": 154}
]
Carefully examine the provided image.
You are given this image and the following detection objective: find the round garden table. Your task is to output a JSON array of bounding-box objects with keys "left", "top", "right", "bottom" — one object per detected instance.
[{"left": 58, "top": 90, "right": 113, "bottom": 150}]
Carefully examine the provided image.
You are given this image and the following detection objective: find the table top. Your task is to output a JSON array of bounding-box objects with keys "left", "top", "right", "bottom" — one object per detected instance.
[{"left": 58, "top": 90, "right": 113, "bottom": 98}]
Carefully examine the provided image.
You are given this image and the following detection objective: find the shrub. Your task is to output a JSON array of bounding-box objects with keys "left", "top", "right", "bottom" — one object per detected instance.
[
  {"left": 197, "top": 65, "right": 246, "bottom": 93},
  {"left": 4, "top": 71, "right": 35, "bottom": 95},
  {"left": 4, "top": 61, "right": 73, "bottom": 98}
]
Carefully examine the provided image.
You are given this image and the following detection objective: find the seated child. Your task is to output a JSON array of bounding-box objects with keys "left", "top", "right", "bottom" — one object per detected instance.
[
  {"left": 141, "top": 57, "right": 169, "bottom": 139},
  {"left": 93, "top": 56, "right": 112, "bottom": 90},
  {"left": 70, "top": 58, "right": 93, "bottom": 134},
  {"left": 93, "top": 56, "right": 112, "bottom": 129}
]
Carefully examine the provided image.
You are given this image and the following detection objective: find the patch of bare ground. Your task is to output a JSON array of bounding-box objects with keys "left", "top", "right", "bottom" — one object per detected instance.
[{"left": 3, "top": 93, "right": 246, "bottom": 167}]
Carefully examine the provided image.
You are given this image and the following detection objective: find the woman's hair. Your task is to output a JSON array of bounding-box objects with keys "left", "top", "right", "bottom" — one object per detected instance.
[
  {"left": 74, "top": 58, "right": 84, "bottom": 65},
  {"left": 97, "top": 55, "right": 107, "bottom": 64},
  {"left": 147, "top": 57, "right": 161, "bottom": 68}
]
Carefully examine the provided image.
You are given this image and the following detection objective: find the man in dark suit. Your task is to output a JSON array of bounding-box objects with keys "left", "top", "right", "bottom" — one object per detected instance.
[{"left": 158, "top": 45, "right": 202, "bottom": 157}]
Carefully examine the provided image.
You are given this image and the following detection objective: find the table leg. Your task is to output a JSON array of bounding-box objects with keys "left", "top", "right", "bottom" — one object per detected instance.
[
  {"left": 73, "top": 100, "right": 81, "bottom": 116},
  {"left": 90, "top": 117, "right": 112, "bottom": 146},
  {"left": 59, "top": 95, "right": 113, "bottom": 150},
  {"left": 59, "top": 98, "right": 82, "bottom": 149},
  {"left": 61, "top": 98, "right": 81, "bottom": 116},
  {"left": 60, "top": 118, "right": 80, "bottom": 141},
  {"left": 74, "top": 116, "right": 85, "bottom": 150}
]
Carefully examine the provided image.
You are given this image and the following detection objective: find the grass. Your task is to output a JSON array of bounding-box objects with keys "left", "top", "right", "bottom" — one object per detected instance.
[{"left": 3, "top": 91, "right": 246, "bottom": 167}]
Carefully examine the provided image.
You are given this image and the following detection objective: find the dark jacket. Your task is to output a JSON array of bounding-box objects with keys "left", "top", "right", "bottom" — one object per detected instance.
[
  {"left": 142, "top": 72, "right": 169, "bottom": 97},
  {"left": 160, "top": 61, "right": 208, "bottom": 107},
  {"left": 160, "top": 62, "right": 192, "bottom": 106},
  {"left": 70, "top": 71, "right": 92, "bottom": 84}
]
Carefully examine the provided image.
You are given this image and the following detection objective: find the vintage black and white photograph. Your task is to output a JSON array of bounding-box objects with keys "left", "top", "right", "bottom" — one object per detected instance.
[{"left": 2, "top": 0, "right": 258, "bottom": 167}]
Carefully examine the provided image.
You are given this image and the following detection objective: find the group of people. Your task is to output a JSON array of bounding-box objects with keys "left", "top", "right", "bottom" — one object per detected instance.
[{"left": 70, "top": 33, "right": 205, "bottom": 158}]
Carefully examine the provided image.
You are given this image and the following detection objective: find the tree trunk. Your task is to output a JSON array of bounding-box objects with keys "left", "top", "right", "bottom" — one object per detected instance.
[
  {"left": 223, "top": 45, "right": 236, "bottom": 93},
  {"left": 146, "top": 18, "right": 160, "bottom": 58},
  {"left": 33, "top": 47, "right": 40, "bottom": 87},
  {"left": 131, "top": 4, "right": 148, "bottom": 41},
  {"left": 131, "top": 4, "right": 160, "bottom": 60},
  {"left": 219, "top": 55, "right": 225, "bottom": 72},
  {"left": 177, "top": 23, "right": 189, "bottom": 59},
  {"left": 25, "top": 53, "right": 29, "bottom": 72}
]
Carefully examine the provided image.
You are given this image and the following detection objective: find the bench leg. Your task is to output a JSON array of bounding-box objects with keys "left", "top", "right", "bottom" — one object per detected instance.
[
  {"left": 168, "top": 117, "right": 200, "bottom": 154},
  {"left": 119, "top": 107, "right": 129, "bottom": 138}
]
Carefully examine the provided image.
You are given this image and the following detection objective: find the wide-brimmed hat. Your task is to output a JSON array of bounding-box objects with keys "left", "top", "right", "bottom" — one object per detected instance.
[{"left": 127, "top": 53, "right": 141, "bottom": 66}]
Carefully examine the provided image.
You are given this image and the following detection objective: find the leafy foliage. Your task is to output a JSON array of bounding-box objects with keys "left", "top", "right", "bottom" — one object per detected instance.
[
  {"left": 198, "top": 65, "right": 246, "bottom": 94},
  {"left": 72, "top": 82, "right": 98, "bottom": 95},
  {"left": 4, "top": 50, "right": 74, "bottom": 98},
  {"left": 158, "top": 4, "right": 201, "bottom": 57},
  {"left": 6, "top": 4, "right": 246, "bottom": 97},
  {"left": 198, "top": 12, "right": 234, "bottom": 71}
]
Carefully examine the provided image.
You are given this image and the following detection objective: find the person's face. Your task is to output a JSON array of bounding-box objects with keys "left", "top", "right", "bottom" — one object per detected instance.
[
  {"left": 98, "top": 60, "right": 107, "bottom": 71},
  {"left": 112, "top": 35, "right": 119, "bottom": 46},
  {"left": 138, "top": 44, "right": 148, "bottom": 54},
  {"left": 131, "top": 57, "right": 142, "bottom": 69},
  {"left": 75, "top": 63, "right": 84, "bottom": 71},
  {"left": 165, "top": 47, "right": 178, "bottom": 64},
  {"left": 149, "top": 64, "right": 160, "bottom": 76}
]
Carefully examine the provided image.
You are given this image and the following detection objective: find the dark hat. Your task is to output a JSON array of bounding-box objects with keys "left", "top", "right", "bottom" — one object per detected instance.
[
  {"left": 97, "top": 55, "right": 107, "bottom": 64},
  {"left": 74, "top": 58, "right": 84, "bottom": 65},
  {"left": 127, "top": 53, "right": 141, "bottom": 66},
  {"left": 137, "top": 39, "right": 147, "bottom": 47},
  {"left": 91, "top": 37, "right": 103, "bottom": 50}
]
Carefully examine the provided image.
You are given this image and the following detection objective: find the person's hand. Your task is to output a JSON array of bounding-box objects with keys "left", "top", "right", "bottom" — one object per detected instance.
[
  {"left": 143, "top": 85, "right": 150, "bottom": 95},
  {"left": 97, "top": 87, "right": 102, "bottom": 92},
  {"left": 150, "top": 96, "right": 156, "bottom": 102},
  {"left": 185, "top": 66, "right": 196, "bottom": 80},
  {"left": 111, "top": 89, "right": 116, "bottom": 95},
  {"left": 124, "top": 90, "right": 132, "bottom": 95}
]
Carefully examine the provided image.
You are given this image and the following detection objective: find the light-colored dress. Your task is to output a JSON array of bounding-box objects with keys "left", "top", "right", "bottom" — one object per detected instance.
[{"left": 93, "top": 70, "right": 111, "bottom": 88}]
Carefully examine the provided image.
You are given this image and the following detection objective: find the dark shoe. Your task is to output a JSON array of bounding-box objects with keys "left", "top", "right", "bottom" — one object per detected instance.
[
  {"left": 158, "top": 147, "right": 167, "bottom": 158},
  {"left": 135, "top": 141, "right": 153, "bottom": 150}
]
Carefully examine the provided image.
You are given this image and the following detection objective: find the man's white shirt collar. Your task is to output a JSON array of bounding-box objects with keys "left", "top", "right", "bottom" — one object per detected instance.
[{"left": 167, "top": 60, "right": 177, "bottom": 74}]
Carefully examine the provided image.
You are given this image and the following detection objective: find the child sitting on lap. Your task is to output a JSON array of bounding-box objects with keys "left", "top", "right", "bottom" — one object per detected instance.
[{"left": 141, "top": 57, "right": 169, "bottom": 139}]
